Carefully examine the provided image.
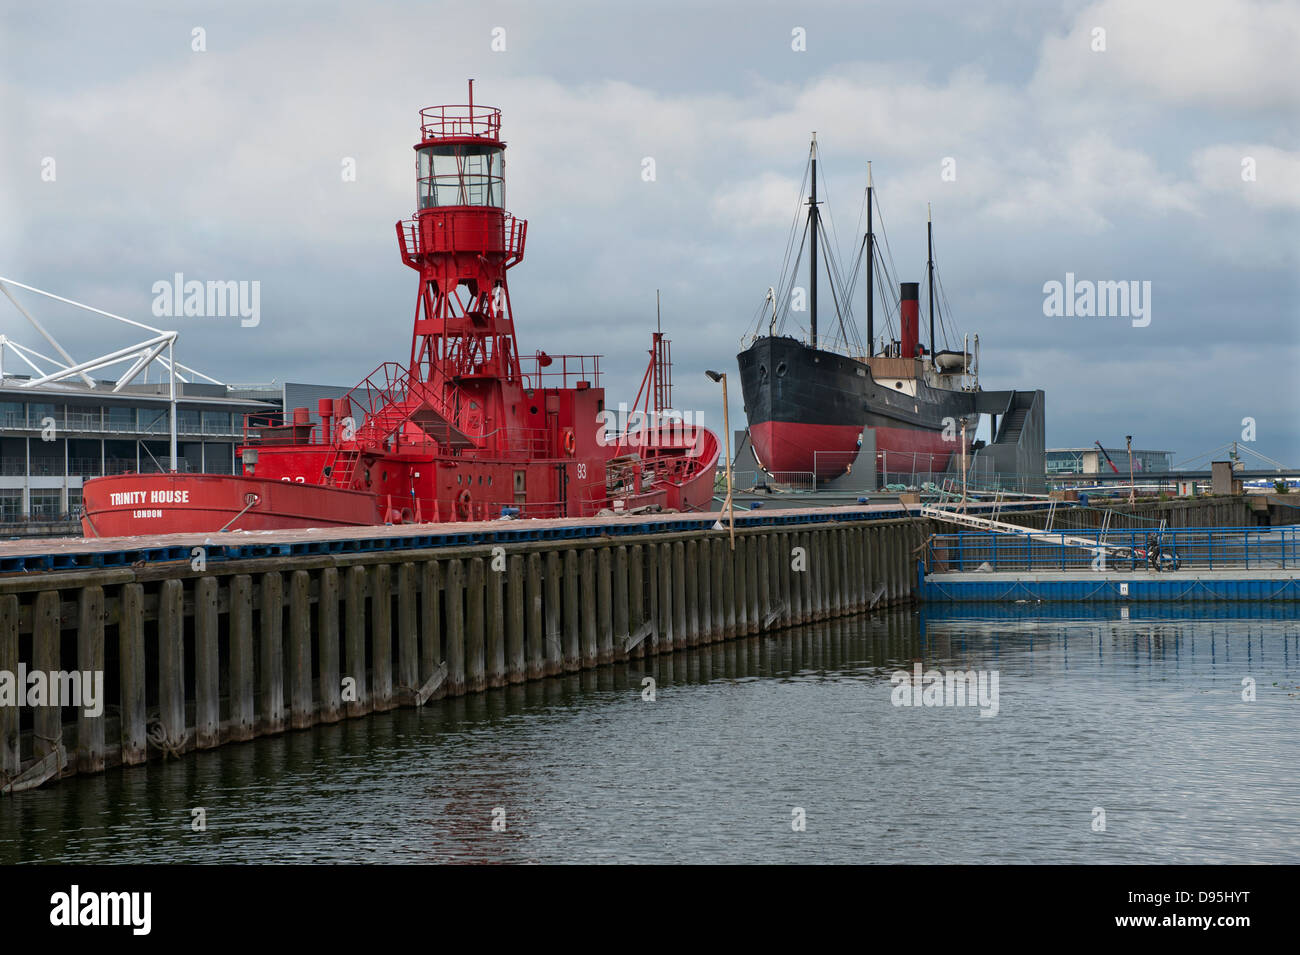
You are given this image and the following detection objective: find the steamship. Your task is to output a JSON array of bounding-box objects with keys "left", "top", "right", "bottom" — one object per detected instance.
[{"left": 738, "top": 142, "right": 982, "bottom": 481}]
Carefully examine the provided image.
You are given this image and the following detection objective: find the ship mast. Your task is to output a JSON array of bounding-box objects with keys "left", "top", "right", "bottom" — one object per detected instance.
[
  {"left": 808, "top": 134, "right": 819, "bottom": 347},
  {"left": 866, "top": 161, "right": 874, "bottom": 357},
  {"left": 927, "top": 202, "right": 935, "bottom": 360}
]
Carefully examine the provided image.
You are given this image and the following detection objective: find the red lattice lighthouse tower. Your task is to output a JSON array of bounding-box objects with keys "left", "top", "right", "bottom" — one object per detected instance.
[{"left": 396, "top": 81, "right": 528, "bottom": 446}]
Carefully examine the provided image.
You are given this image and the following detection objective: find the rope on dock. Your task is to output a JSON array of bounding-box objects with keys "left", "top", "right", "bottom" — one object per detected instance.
[{"left": 146, "top": 713, "right": 188, "bottom": 760}]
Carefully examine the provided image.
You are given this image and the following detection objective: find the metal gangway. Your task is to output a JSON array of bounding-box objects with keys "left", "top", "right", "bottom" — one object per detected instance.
[{"left": 919, "top": 503, "right": 1158, "bottom": 562}]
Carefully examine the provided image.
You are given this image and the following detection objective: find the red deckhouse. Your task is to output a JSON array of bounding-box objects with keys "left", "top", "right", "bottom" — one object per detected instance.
[{"left": 80, "top": 84, "right": 718, "bottom": 536}]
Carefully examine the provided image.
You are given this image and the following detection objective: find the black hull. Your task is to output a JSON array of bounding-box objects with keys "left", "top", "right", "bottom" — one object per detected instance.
[{"left": 737, "top": 336, "right": 977, "bottom": 476}]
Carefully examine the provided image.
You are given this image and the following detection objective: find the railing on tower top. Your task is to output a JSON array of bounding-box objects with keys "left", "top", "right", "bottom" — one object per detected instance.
[
  {"left": 397, "top": 214, "right": 526, "bottom": 266},
  {"left": 519, "top": 353, "right": 601, "bottom": 390},
  {"left": 419, "top": 104, "right": 502, "bottom": 141}
]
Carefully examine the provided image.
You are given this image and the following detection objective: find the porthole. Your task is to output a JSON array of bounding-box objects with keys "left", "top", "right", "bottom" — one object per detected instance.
[
  {"left": 776, "top": 362, "right": 788, "bottom": 377},
  {"left": 895, "top": 381, "right": 903, "bottom": 389},
  {"left": 759, "top": 364, "right": 768, "bottom": 380}
]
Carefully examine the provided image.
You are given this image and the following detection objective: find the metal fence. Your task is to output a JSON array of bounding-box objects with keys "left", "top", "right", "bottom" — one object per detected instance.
[{"left": 927, "top": 526, "right": 1300, "bottom": 573}]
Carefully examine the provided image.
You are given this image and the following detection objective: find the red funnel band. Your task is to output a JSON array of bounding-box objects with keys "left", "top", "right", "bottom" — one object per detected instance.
[{"left": 900, "top": 282, "right": 919, "bottom": 359}]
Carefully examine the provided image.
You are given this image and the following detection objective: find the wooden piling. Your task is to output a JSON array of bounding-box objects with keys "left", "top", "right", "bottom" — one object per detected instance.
[
  {"left": 672, "top": 540, "right": 687, "bottom": 648},
  {"left": 852, "top": 525, "right": 864, "bottom": 611},
  {"left": 831, "top": 528, "right": 845, "bottom": 616},
  {"left": 372, "top": 563, "right": 395, "bottom": 708},
  {"left": 507, "top": 555, "right": 526, "bottom": 683},
  {"left": 526, "top": 552, "right": 545, "bottom": 679},
  {"left": 288, "top": 571, "right": 314, "bottom": 730},
  {"left": 443, "top": 559, "right": 465, "bottom": 696},
  {"left": 0, "top": 595, "right": 18, "bottom": 778},
  {"left": 259, "top": 572, "right": 285, "bottom": 734},
  {"left": 734, "top": 535, "right": 749, "bottom": 636},
  {"left": 684, "top": 539, "right": 700, "bottom": 645},
  {"left": 710, "top": 538, "right": 727, "bottom": 639},
  {"left": 544, "top": 551, "right": 563, "bottom": 674},
  {"left": 769, "top": 532, "right": 783, "bottom": 627},
  {"left": 466, "top": 557, "right": 486, "bottom": 692},
  {"left": 628, "top": 545, "right": 646, "bottom": 658},
  {"left": 890, "top": 524, "right": 902, "bottom": 604},
  {"left": 317, "top": 567, "right": 342, "bottom": 723},
  {"left": 485, "top": 557, "right": 506, "bottom": 688},
  {"left": 116, "top": 584, "right": 148, "bottom": 765},
  {"left": 647, "top": 542, "right": 661, "bottom": 654},
  {"left": 563, "top": 549, "right": 581, "bottom": 671},
  {"left": 596, "top": 547, "right": 613, "bottom": 665},
  {"left": 229, "top": 575, "right": 255, "bottom": 741},
  {"left": 817, "top": 530, "right": 829, "bottom": 618},
  {"left": 194, "top": 577, "right": 220, "bottom": 748},
  {"left": 780, "top": 532, "right": 795, "bottom": 626},
  {"left": 421, "top": 560, "right": 441, "bottom": 691},
  {"left": 657, "top": 542, "right": 674, "bottom": 652},
  {"left": 613, "top": 546, "right": 630, "bottom": 660},
  {"left": 345, "top": 566, "right": 369, "bottom": 718},
  {"left": 581, "top": 548, "right": 599, "bottom": 666},
  {"left": 745, "top": 533, "right": 759, "bottom": 633},
  {"left": 697, "top": 536, "right": 713, "bottom": 643},
  {"left": 76, "top": 585, "right": 105, "bottom": 774},
  {"left": 157, "top": 579, "right": 185, "bottom": 753},
  {"left": 724, "top": 537, "right": 737, "bottom": 639},
  {"left": 398, "top": 563, "right": 420, "bottom": 697}
]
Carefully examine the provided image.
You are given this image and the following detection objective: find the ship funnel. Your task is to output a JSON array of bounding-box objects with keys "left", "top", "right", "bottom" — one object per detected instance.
[{"left": 900, "top": 282, "right": 920, "bottom": 359}]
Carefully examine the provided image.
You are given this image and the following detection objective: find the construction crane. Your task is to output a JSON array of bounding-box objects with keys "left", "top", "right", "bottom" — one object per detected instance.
[{"left": 1094, "top": 441, "right": 1121, "bottom": 474}]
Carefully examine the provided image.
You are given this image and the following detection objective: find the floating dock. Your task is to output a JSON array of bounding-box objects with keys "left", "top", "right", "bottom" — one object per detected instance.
[{"left": 920, "top": 525, "right": 1300, "bottom": 602}]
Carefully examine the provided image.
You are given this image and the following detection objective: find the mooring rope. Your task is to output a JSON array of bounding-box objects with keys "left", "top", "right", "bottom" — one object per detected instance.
[{"left": 146, "top": 713, "right": 188, "bottom": 760}]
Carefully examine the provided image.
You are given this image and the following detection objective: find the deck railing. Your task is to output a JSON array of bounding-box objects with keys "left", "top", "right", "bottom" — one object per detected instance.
[{"left": 926, "top": 526, "right": 1300, "bottom": 573}]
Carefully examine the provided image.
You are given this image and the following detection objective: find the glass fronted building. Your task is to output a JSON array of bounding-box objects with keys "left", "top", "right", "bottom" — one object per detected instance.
[
  {"left": 1046, "top": 447, "right": 1173, "bottom": 476},
  {"left": 0, "top": 378, "right": 278, "bottom": 524}
]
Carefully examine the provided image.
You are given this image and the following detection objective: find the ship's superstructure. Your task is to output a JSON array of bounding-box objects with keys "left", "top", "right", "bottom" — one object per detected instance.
[{"left": 81, "top": 85, "right": 718, "bottom": 536}]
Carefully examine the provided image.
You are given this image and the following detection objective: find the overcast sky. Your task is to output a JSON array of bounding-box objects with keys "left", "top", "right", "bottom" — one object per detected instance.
[{"left": 2, "top": 0, "right": 1297, "bottom": 466}]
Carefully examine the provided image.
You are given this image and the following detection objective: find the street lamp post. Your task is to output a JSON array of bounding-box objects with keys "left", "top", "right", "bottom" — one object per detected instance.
[
  {"left": 1126, "top": 435, "right": 1135, "bottom": 504},
  {"left": 705, "top": 370, "right": 734, "bottom": 550}
]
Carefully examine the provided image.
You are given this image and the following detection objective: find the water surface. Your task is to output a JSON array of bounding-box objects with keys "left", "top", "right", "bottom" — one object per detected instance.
[{"left": 2, "top": 604, "right": 1296, "bottom": 863}]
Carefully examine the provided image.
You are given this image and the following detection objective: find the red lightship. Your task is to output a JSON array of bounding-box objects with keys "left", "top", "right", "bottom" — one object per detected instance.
[{"left": 81, "top": 86, "right": 719, "bottom": 537}]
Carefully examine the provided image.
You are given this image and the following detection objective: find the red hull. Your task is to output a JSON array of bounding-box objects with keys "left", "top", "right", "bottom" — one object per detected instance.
[
  {"left": 748, "top": 421, "right": 861, "bottom": 477},
  {"left": 750, "top": 421, "right": 966, "bottom": 478},
  {"left": 82, "top": 474, "right": 379, "bottom": 538}
]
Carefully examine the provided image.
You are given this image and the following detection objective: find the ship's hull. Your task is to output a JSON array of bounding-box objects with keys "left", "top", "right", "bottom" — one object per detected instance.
[
  {"left": 81, "top": 428, "right": 720, "bottom": 538},
  {"left": 81, "top": 473, "right": 380, "bottom": 538},
  {"left": 738, "top": 336, "right": 976, "bottom": 478}
]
